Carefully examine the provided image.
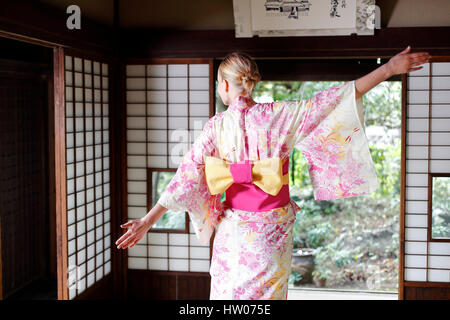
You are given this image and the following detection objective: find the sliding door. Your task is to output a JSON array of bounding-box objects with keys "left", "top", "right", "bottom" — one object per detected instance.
[{"left": 54, "top": 48, "right": 113, "bottom": 299}]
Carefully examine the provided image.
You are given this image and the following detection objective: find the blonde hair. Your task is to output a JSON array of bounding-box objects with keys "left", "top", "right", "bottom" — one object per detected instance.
[{"left": 218, "top": 52, "right": 261, "bottom": 96}]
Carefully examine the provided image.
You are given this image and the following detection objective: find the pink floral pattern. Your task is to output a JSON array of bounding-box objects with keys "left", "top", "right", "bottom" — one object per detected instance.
[{"left": 157, "top": 80, "right": 378, "bottom": 300}]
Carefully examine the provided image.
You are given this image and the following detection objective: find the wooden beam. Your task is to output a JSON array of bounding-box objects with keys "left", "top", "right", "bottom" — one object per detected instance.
[
  {"left": 119, "top": 27, "right": 450, "bottom": 59},
  {"left": 0, "top": 0, "right": 114, "bottom": 55}
]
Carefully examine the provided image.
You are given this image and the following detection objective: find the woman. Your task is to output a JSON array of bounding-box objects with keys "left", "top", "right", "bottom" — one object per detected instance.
[{"left": 116, "top": 46, "right": 430, "bottom": 299}]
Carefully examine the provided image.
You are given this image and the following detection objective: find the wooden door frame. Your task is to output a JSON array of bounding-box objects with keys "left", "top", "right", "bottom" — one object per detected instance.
[{"left": 53, "top": 47, "right": 69, "bottom": 300}]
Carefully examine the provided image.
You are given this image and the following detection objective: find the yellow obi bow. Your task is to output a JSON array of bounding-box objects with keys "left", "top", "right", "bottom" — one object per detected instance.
[{"left": 204, "top": 156, "right": 289, "bottom": 196}]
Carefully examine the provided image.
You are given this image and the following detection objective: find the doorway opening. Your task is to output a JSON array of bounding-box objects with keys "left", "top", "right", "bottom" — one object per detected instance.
[
  {"left": 0, "top": 37, "right": 57, "bottom": 300},
  {"left": 252, "top": 79, "right": 401, "bottom": 299}
]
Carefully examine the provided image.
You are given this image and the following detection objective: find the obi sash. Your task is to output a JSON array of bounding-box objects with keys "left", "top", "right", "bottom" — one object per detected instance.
[{"left": 204, "top": 156, "right": 291, "bottom": 212}]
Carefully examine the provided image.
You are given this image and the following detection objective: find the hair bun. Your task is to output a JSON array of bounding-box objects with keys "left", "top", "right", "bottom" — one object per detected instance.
[{"left": 241, "top": 74, "right": 252, "bottom": 82}]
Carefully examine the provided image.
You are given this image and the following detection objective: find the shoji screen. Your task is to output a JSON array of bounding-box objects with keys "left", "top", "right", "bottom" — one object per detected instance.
[
  {"left": 404, "top": 58, "right": 450, "bottom": 284},
  {"left": 125, "top": 59, "right": 213, "bottom": 273},
  {"left": 64, "top": 53, "right": 112, "bottom": 299}
]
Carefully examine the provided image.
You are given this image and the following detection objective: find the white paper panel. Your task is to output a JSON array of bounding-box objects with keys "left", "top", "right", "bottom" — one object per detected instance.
[
  {"left": 189, "top": 64, "right": 209, "bottom": 77},
  {"left": 65, "top": 55, "right": 73, "bottom": 70},
  {"left": 405, "top": 268, "right": 427, "bottom": 281},
  {"left": 127, "top": 205, "right": 147, "bottom": 220},
  {"left": 405, "top": 200, "right": 427, "bottom": 214},
  {"left": 127, "top": 78, "right": 145, "bottom": 90},
  {"left": 147, "top": 78, "right": 167, "bottom": 90},
  {"left": 406, "top": 174, "right": 428, "bottom": 187},
  {"left": 432, "top": 62, "right": 450, "bottom": 75},
  {"left": 189, "top": 90, "right": 209, "bottom": 103},
  {"left": 147, "top": 64, "right": 166, "bottom": 77},
  {"left": 190, "top": 259, "right": 210, "bottom": 272},
  {"left": 93, "top": 75, "right": 101, "bottom": 89},
  {"left": 128, "top": 244, "right": 147, "bottom": 257},
  {"left": 168, "top": 77, "right": 187, "bottom": 90},
  {"left": 429, "top": 242, "right": 450, "bottom": 255},
  {"left": 168, "top": 90, "right": 188, "bottom": 103},
  {"left": 405, "top": 187, "right": 427, "bottom": 200},
  {"left": 405, "top": 241, "right": 427, "bottom": 255},
  {"left": 105, "top": 261, "right": 111, "bottom": 275},
  {"left": 74, "top": 57, "right": 82, "bottom": 72},
  {"left": 127, "top": 181, "right": 146, "bottom": 193},
  {"left": 127, "top": 142, "right": 146, "bottom": 154},
  {"left": 169, "top": 258, "right": 189, "bottom": 271},
  {"left": 147, "top": 91, "right": 167, "bottom": 103},
  {"left": 406, "top": 146, "right": 427, "bottom": 159},
  {"left": 147, "top": 155, "right": 167, "bottom": 167},
  {"left": 168, "top": 64, "right": 187, "bottom": 77},
  {"left": 126, "top": 65, "right": 145, "bottom": 77},
  {"left": 148, "top": 258, "right": 168, "bottom": 270},
  {"left": 169, "top": 233, "right": 188, "bottom": 245},
  {"left": 127, "top": 194, "right": 146, "bottom": 206},
  {"left": 87, "top": 230, "right": 95, "bottom": 245},
  {"left": 430, "top": 160, "right": 450, "bottom": 172},
  {"left": 167, "top": 104, "right": 187, "bottom": 117},
  {"left": 405, "top": 228, "right": 427, "bottom": 241},
  {"left": 147, "top": 117, "right": 167, "bottom": 129},
  {"left": 189, "top": 77, "right": 209, "bottom": 90},
  {"left": 84, "top": 75, "right": 92, "bottom": 89},
  {"left": 68, "top": 224, "right": 75, "bottom": 240},
  {"left": 148, "top": 233, "right": 168, "bottom": 245},
  {"left": 428, "top": 269, "right": 450, "bottom": 282},
  {"left": 147, "top": 103, "right": 167, "bottom": 116},
  {"left": 405, "top": 214, "right": 428, "bottom": 228},
  {"left": 87, "top": 216, "right": 94, "bottom": 230},
  {"left": 65, "top": 86, "right": 73, "bottom": 102},
  {"left": 127, "top": 168, "right": 147, "bottom": 180},
  {"left": 102, "top": 103, "right": 109, "bottom": 115},
  {"left": 407, "top": 76, "right": 428, "bottom": 90},
  {"left": 428, "top": 256, "right": 450, "bottom": 269},
  {"left": 127, "top": 130, "right": 146, "bottom": 143},
  {"left": 189, "top": 103, "right": 209, "bottom": 117},
  {"left": 405, "top": 255, "right": 427, "bottom": 268},
  {"left": 190, "top": 247, "right": 210, "bottom": 259},
  {"left": 146, "top": 130, "right": 166, "bottom": 143},
  {"left": 407, "top": 133, "right": 428, "bottom": 146},
  {"left": 127, "top": 117, "right": 146, "bottom": 129},
  {"left": 148, "top": 245, "right": 168, "bottom": 258},
  {"left": 168, "top": 117, "right": 188, "bottom": 129},
  {"left": 148, "top": 143, "right": 167, "bottom": 155},
  {"left": 87, "top": 244, "right": 95, "bottom": 259},
  {"left": 77, "top": 235, "right": 86, "bottom": 250},
  {"left": 102, "top": 63, "right": 108, "bottom": 76},
  {"left": 128, "top": 257, "right": 147, "bottom": 269},
  {"left": 127, "top": 91, "right": 146, "bottom": 103},
  {"left": 406, "top": 161, "right": 428, "bottom": 173},
  {"left": 68, "top": 209, "right": 75, "bottom": 225}
]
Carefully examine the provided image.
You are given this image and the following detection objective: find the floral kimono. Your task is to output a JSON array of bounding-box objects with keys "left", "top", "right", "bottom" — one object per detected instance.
[{"left": 157, "top": 80, "right": 378, "bottom": 300}]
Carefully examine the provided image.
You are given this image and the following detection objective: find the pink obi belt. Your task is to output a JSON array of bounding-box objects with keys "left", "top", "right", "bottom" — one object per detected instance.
[{"left": 204, "top": 156, "right": 290, "bottom": 212}]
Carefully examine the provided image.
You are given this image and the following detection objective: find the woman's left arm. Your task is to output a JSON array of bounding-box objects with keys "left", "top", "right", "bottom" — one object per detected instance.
[{"left": 355, "top": 46, "right": 431, "bottom": 100}]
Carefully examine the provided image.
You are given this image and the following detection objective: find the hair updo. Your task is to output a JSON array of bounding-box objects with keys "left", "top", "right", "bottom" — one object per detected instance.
[{"left": 218, "top": 52, "right": 261, "bottom": 96}]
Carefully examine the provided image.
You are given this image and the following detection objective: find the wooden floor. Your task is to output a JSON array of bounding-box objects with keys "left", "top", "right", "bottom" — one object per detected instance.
[{"left": 287, "top": 287, "right": 398, "bottom": 300}]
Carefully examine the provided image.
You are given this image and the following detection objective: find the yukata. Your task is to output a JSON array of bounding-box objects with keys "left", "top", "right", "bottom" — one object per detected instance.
[{"left": 157, "top": 80, "right": 378, "bottom": 300}]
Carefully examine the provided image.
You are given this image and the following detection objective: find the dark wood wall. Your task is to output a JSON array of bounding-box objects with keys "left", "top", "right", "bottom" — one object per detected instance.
[
  {"left": 127, "top": 270, "right": 210, "bottom": 300},
  {"left": 0, "top": 38, "right": 54, "bottom": 298}
]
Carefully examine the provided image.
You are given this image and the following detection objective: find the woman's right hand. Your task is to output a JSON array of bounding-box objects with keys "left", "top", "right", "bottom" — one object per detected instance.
[
  {"left": 115, "top": 217, "right": 152, "bottom": 249},
  {"left": 115, "top": 203, "right": 168, "bottom": 250}
]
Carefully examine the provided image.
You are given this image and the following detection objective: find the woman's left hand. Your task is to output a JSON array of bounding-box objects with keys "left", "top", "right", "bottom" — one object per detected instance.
[{"left": 387, "top": 46, "right": 431, "bottom": 76}]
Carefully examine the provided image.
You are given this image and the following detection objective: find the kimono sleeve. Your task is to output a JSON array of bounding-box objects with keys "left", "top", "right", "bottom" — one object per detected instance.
[
  {"left": 157, "top": 117, "right": 223, "bottom": 245},
  {"left": 289, "top": 80, "right": 379, "bottom": 201}
]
